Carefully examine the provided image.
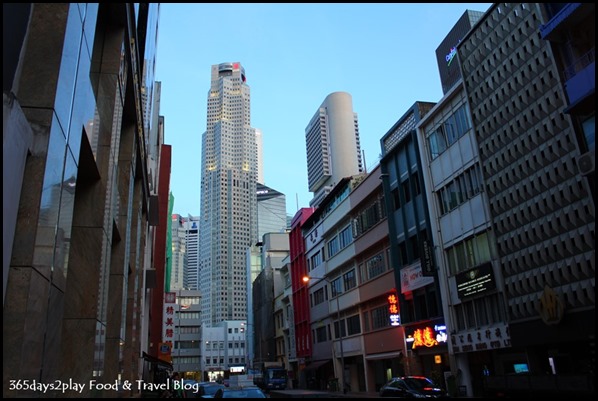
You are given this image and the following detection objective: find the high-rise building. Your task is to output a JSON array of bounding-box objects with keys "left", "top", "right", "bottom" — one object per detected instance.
[
  {"left": 184, "top": 215, "right": 200, "bottom": 290},
  {"left": 305, "top": 92, "right": 364, "bottom": 208},
  {"left": 199, "top": 62, "right": 258, "bottom": 326},
  {"left": 257, "top": 182, "right": 288, "bottom": 241},
  {"left": 171, "top": 214, "right": 187, "bottom": 291},
  {"left": 170, "top": 214, "right": 200, "bottom": 291}
]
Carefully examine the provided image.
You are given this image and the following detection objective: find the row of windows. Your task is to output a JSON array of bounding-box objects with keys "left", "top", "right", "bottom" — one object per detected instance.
[
  {"left": 205, "top": 357, "right": 245, "bottom": 365},
  {"left": 426, "top": 104, "right": 472, "bottom": 160},
  {"left": 453, "top": 293, "right": 507, "bottom": 331},
  {"left": 390, "top": 172, "right": 422, "bottom": 211},
  {"left": 437, "top": 163, "right": 484, "bottom": 215},
  {"left": 173, "top": 326, "right": 200, "bottom": 334},
  {"left": 446, "top": 231, "right": 494, "bottom": 276},
  {"left": 312, "top": 313, "right": 362, "bottom": 344},
  {"left": 352, "top": 196, "right": 386, "bottom": 238},
  {"left": 327, "top": 225, "right": 352, "bottom": 258},
  {"left": 309, "top": 268, "right": 357, "bottom": 307}
]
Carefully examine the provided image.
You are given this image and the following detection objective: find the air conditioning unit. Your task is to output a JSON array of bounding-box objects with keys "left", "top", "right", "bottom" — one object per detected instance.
[{"left": 577, "top": 151, "right": 595, "bottom": 176}]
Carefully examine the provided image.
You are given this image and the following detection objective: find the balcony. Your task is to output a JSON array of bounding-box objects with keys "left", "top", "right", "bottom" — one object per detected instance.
[
  {"left": 540, "top": 3, "right": 591, "bottom": 41},
  {"left": 563, "top": 49, "right": 595, "bottom": 115}
]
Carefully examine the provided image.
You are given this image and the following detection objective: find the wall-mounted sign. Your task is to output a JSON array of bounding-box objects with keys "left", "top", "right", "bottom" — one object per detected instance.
[
  {"left": 445, "top": 46, "right": 458, "bottom": 66},
  {"left": 404, "top": 320, "right": 447, "bottom": 350},
  {"left": 456, "top": 263, "right": 496, "bottom": 299},
  {"left": 420, "top": 239, "right": 435, "bottom": 276},
  {"left": 401, "top": 263, "right": 434, "bottom": 293},
  {"left": 387, "top": 291, "right": 400, "bottom": 326}
]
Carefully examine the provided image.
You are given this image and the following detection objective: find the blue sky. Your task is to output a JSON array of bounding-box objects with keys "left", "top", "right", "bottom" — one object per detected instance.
[{"left": 155, "top": 3, "right": 492, "bottom": 218}]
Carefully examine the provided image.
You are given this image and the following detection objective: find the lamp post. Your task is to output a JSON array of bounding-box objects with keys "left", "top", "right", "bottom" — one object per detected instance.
[{"left": 302, "top": 275, "right": 346, "bottom": 394}]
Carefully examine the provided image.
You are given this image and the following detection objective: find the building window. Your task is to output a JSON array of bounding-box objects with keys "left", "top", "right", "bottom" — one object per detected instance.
[
  {"left": 371, "top": 305, "right": 390, "bottom": 330},
  {"left": 346, "top": 315, "right": 361, "bottom": 336}
]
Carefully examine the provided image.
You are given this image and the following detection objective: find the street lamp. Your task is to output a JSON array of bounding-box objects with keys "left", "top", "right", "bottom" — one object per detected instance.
[{"left": 302, "top": 275, "right": 346, "bottom": 394}]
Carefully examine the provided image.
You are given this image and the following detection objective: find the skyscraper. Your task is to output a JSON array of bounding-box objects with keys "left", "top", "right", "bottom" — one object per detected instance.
[
  {"left": 257, "top": 182, "right": 288, "bottom": 241},
  {"left": 305, "top": 91, "right": 364, "bottom": 208},
  {"left": 170, "top": 214, "right": 200, "bottom": 291},
  {"left": 199, "top": 62, "right": 258, "bottom": 326},
  {"left": 184, "top": 215, "right": 200, "bottom": 290}
]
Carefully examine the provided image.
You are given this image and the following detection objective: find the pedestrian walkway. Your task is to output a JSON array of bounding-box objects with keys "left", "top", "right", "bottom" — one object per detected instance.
[{"left": 269, "top": 389, "right": 379, "bottom": 398}]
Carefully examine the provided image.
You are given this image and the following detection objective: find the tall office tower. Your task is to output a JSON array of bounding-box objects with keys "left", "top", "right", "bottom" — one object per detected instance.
[
  {"left": 257, "top": 183, "right": 288, "bottom": 241},
  {"left": 305, "top": 91, "right": 363, "bottom": 208},
  {"left": 170, "top": 214, "right": 200, "bottom": 291},
  {"left": 199, "top": 62, "right": 258, "bottom": 326},
  {"left": 184, "top": 215, "right": 200, "bottom": 290},
  {"left": 171, "top": 214, "right": 187, "bottom": 291}
]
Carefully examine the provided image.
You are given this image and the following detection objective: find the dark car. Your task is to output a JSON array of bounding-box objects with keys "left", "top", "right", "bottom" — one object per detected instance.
[
  {"left": 213, "top": 386, "right": 267, "bottom": 398},
  {"left": 197, "top": 382, "right": 226, "bottom": 398},
  {"left": 380, "top": 376, "right": 449, "bottom": 398}
]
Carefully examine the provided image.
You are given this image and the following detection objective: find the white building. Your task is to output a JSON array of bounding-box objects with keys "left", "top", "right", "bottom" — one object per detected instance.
[
  {"left": 184, "top": 215, "right": 200, "bottom": 290},
  {"left": 305, "top": 92, "right": 363, "bottom": 208}
]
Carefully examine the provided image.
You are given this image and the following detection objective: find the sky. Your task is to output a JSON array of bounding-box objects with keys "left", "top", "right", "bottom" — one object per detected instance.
[{"left": 155, "top": 3, "right": 492, "bottom": 218}]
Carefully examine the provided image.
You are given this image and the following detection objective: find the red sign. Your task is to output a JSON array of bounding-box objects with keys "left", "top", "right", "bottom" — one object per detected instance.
[{"left": 387, "top": 291, "right": 400, "bottom": 326}]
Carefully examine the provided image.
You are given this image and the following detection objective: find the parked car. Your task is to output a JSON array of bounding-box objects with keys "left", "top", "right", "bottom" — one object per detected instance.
[
  {"left": 197, "top": 382, "right": 226, "bottom": 398},
  {"left": 213, "top": 386, "right": 267, "bottom": 398},
  {"left": 380, "top": 376, "right": 450, "bottom": 398}
]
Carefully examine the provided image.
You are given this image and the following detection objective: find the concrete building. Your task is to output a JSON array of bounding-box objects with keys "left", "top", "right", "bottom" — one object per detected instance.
[
  {"left": 417, "top": 77, "right": 506, "bottom": 397},
  {"left": 201, "top": 320, "right": 248, "bottom": 382},
  {"left": 252, "top": 233, "right": 290, "bottom": 366},
  {"left": 199, "top": 62, "right": 259, "bottom": 326},
  {"left": 409, "top": 4, "right": 596, "bottom": 397},
  {"left": 288, "top": 207, "right": 316, "bottom": 388},
  {"left": 305, "top": 92, "right": 363, "bottom": 208},
  {"left": 168, "top": 290, "right": 202, "bottom": 379},
  {"left": 3, "top": 3, "right": 165, "bottom": 397}
]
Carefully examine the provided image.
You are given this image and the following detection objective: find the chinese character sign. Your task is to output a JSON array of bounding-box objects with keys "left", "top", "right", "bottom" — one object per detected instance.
[{"left": 387, "top": 291, "right": 400, "bottom": 326}]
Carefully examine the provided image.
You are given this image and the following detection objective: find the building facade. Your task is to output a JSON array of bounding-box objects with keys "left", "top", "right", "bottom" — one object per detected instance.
[
  {"left": 455, "top": 3, "right": 595, "bottom": 396},
  {"left": 257, "top": 183, "right": 288, "bottom": 241},
  {"left": 380, "top": 102, "right": 452, "bottom": 388},
  {"left": 3, "top": 3, "right": 165, "bottom": 397},
  {"left": 305, "top": 92, "right": 363, "bottom": 208},
  {"left": 199, "top": 62, "right": 259, "bottom": 326},
  {"left": 184, "top": 215, "right": 200, "bottom": 290}
]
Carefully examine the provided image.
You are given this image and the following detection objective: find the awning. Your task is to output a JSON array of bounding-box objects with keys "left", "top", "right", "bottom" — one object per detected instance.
[
  {"left": 303, "top": 359, "right": 331, "bottom": 371},
  {"left": 142, "top": 351, "right": 173, "bottom": 369},
  {"left": 365, "top": 351, "right": 404, "bottom": 361}
]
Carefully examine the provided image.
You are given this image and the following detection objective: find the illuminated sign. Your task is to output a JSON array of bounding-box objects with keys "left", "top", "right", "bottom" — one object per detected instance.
[
  {"left": 456, "top": 263, "right": 496, "bottom": 299},
  {"left": 405, "top": 320, "right": 447, "bottom": 350},
  {"left": 445, "top": 46, "right": 458, "bottom": 66},
  {"left": 387, "top": 291, "right": 400, "bottom": 326}
]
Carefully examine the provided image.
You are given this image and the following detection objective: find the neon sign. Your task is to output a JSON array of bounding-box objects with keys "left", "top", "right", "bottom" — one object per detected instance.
[
  {"left": 405, "top": 323, "right": 447, "bottom": 349},
  {"left": 387, "top": 291, "right": 400, "bottom": 326},
  {"left": 445, "top": 46, "right": 457, "bottom": 66}
]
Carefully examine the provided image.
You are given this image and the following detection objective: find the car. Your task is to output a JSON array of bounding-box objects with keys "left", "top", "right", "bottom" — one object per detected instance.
[
  {"left": 213, "top": 386, "right": 267, "bottom": 398},
  {"left": 197, "top": 382, "right": 226, "bottom": 398},
  {"left": 380, "top": 376, "right": 450, "bottom": 398}
]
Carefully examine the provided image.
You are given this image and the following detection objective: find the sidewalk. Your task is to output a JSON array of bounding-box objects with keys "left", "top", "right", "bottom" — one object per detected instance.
[{"left": 269, "top": 389, "right": 379, "bottom": 398}]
